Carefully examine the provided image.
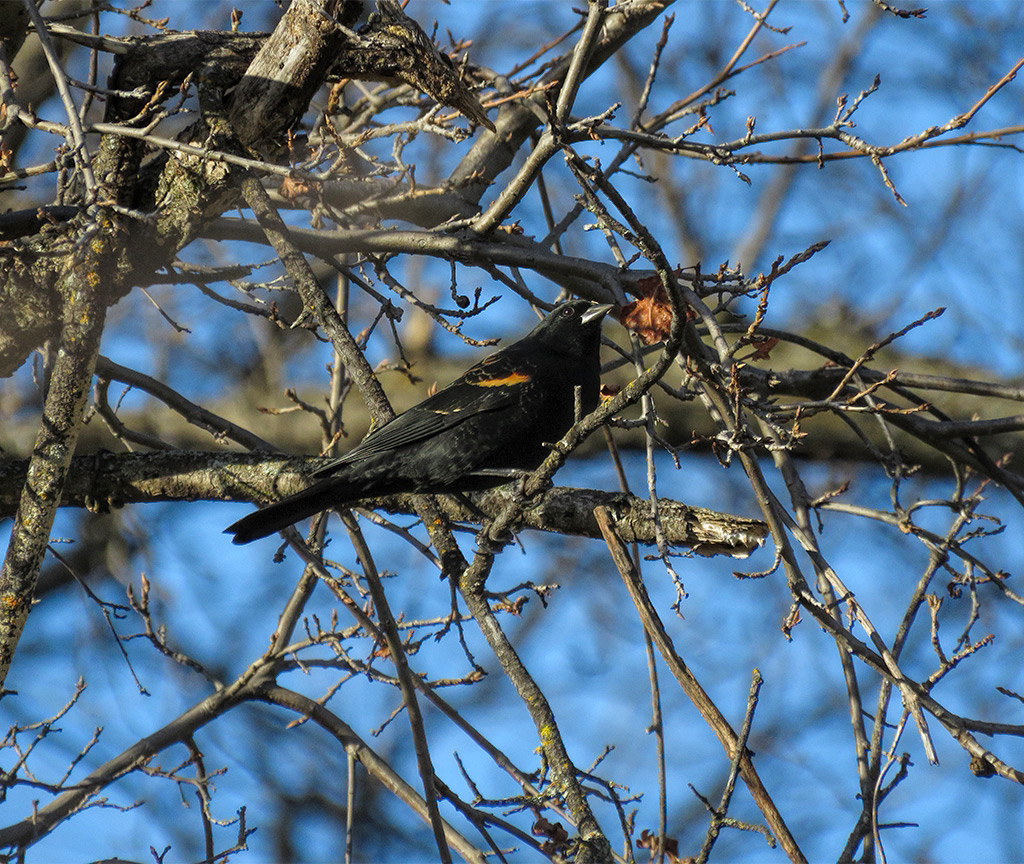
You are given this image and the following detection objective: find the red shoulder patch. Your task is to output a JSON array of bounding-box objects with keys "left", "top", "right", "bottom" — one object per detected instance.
[{"left": 474, "top": 372, "right": 531, "bottom": 387}]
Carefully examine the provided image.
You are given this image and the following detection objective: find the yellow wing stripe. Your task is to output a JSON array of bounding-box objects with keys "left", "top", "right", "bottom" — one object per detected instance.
[{"left": 474, "top": 372, "right": 531, "bottom": 387}]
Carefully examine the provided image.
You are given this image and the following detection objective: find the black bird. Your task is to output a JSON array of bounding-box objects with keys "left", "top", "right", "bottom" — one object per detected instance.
[{"left": 225, "top": 299, "right": 611, "bottom": 544}]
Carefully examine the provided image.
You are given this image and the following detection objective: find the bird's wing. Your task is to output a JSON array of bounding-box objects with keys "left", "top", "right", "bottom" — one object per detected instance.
[{"left": 312, "top": 350, "right": 533, "bottom": 477}]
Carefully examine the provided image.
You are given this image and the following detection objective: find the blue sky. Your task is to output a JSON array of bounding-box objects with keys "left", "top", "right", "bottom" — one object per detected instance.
[{"left": 4, "top": 2, "right": 1024, "bottom": 861}]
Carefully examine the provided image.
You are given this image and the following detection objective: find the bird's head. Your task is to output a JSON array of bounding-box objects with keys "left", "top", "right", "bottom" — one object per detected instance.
[{"left": 526, "top": 299, "right": 613, "bottom": 356}]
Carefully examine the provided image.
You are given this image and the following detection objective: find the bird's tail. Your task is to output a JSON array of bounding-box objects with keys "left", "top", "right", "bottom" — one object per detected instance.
[{"left": 224, "top": 477, "right": 363, "bottom": 545}]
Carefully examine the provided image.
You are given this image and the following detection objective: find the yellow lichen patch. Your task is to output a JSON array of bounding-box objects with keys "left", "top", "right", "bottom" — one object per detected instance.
[{"left": 2, "top": 593, "right": 23, "bottom": 611}]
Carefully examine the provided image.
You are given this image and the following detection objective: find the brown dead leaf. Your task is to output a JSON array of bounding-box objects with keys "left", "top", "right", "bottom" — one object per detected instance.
[
  {"left": 619, "top": 273, "right": 693, "bottom": 344},
  {"left": 748, "top": 336, "right": 779, "bottom": 361},
  {"left": 619, "top": 282, "right": 673, "bottom": 345},
  {"left": 637, "top": 829, "right": 685, "bottom": 862},
  {"left": 279, "top": 176, "right": 311, "bottom": 202}
]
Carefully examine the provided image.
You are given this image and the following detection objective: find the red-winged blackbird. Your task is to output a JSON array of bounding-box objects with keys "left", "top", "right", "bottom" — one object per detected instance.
[{"left": 225, "top": 299, "right": 611, "bottom": 544}]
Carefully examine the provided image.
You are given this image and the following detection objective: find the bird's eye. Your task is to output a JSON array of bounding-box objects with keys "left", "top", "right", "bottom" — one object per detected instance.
[{"left": 561, "top": 306, "right": 575, "bottom": 318}]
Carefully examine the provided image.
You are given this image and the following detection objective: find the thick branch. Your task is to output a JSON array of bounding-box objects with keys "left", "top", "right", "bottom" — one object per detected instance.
[
  {"left": 0, "top": 241, "right": 108, "bottom": 690},
  {"left": 0, "top": 452, "right": 767, "bottom": 558}
]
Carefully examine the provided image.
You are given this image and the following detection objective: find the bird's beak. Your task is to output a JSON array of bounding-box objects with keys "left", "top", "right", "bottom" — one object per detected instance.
[{"left": 582, "top": 303, "right": 614, "bottom": 324}]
